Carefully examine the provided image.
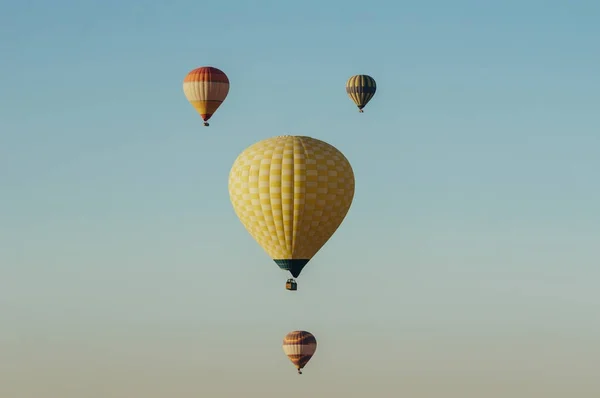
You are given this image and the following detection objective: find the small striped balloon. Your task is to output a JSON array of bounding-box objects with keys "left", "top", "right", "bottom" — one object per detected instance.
[
  {"left": 282, "top": 331, "right": 317, "bottom": 374},
  {"left": 183, "top": 66, "right": 230, "bottom": 126},
  {"left": 345, "top": 74, "right": 376, "bottom": 112}
]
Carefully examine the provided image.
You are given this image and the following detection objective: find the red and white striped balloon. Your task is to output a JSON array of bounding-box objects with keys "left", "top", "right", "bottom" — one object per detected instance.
[{"left": 282, "top": 331, "right": 317, "bottom": 374}]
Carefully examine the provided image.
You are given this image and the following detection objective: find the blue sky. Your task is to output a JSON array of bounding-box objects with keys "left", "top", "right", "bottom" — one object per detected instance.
[{"left": 1, "top": 0, "right": 599, "bottom": 397}]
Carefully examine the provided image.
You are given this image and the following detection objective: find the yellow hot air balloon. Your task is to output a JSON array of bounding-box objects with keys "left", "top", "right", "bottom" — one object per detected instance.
[
  {"left": 228, "top": 135, "right": 355, "bottom": 291},
  {"left": 183, "top": 66, "right": 230, "bottom": 126},
  {"left": 283, "top": 331, "right": 317, "bottom": 375},
  {"left": 346, "top": 74, "right": 376, "bottom": 112}
]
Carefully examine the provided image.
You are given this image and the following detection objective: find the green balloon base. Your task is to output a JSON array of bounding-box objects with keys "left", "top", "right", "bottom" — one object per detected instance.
[{"left": 273, "top": 259, "right": 310, "bottom": 278}]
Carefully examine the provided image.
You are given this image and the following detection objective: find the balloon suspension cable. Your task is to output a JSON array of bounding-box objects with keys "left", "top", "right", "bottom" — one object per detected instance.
[{"left": 203, "top": 122, "right": 210, "bottom": 126}]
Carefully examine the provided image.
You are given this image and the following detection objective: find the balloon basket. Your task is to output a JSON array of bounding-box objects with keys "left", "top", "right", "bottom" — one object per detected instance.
[
  {"left": 203, "top": 122, "right": 210, "bottom": 126},
  {"left": 285, "top": 279, "right": 297, "bottom": 291}
]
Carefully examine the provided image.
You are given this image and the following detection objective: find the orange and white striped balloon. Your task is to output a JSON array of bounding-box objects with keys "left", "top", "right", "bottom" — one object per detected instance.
[
  {"left": 282, "top": 331, "right": 317, "bottom": 374},
  {"left": 183, "top": 66, "right": 229, "bottom": 126}
]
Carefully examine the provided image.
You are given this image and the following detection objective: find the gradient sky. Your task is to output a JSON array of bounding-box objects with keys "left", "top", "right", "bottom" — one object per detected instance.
[{"left": 1, "top": 0, "right": 599, "bottom": 397}]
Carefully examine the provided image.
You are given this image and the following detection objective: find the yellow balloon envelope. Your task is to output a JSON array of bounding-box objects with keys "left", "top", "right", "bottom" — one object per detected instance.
[
  {"left": 228, "top": 135, "right": 355, "bottom": 289},
  {"left": 282, "top": 330, "right": 317, "bottom": 374}
]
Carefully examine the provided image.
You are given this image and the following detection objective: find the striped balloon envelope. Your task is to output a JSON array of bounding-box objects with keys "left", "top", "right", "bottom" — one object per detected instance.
[
  {"left": 183, "top": 66, "right": 230, "bottom": 126},
  {"left": 345, "top": 74, "right": 376, "bottom": 112},
  {"left": 282, "top": 331, "right": 317, "bottom": 374}
]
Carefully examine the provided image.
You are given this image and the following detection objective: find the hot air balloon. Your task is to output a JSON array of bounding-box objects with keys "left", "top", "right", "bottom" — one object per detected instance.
[
  {"left": 283, "top": 331, "right": 317, "bottom": 375},
  {"left": 183, "top": 66, "right": 230, "bottom": 126},
  {"left": 228, "top": 135, "right": 355, "bottom": 291},
  {"left": 346, "top": 74, "right": 376, "bottom": 112}
]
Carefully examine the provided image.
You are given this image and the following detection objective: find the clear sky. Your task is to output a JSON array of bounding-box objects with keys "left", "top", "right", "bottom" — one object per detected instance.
[{"left": 1, "top": 0, "right": 599, "bottom": 397}]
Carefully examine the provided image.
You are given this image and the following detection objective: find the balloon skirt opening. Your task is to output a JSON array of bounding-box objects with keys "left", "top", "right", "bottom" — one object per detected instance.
[{"left": 274, "top": 259, "right": 310, "bottom": 278}]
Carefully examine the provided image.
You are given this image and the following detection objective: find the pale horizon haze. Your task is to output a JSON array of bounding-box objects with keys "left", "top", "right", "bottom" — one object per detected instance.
[{"left": 1, "top": 0, "right": 599, "bottom": 397}]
